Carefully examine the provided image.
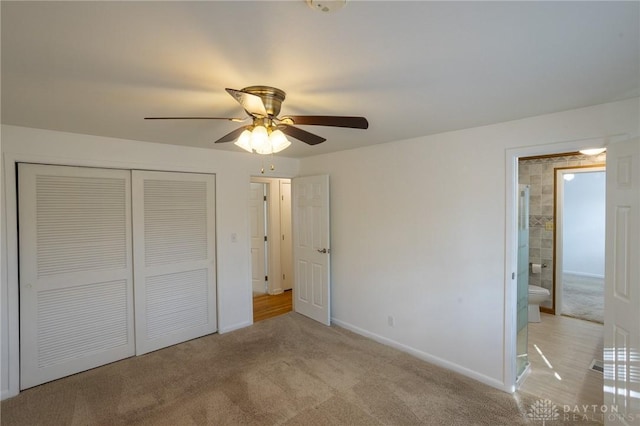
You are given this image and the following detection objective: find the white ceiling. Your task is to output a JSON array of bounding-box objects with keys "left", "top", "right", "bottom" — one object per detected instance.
[{"left": 2, "top": 1, "right": 639, "bottom": 158}]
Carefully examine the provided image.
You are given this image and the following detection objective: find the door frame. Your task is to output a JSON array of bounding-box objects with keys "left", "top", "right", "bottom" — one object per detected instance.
[
  {"left": 554, "top": 165, "right": 606, "bottom": 317},
  {"left": 2, "top": 153, "right": 221, "bottom": 399},
  {"left": 504, "top": 136, "right": 623, "bottom": 392}
]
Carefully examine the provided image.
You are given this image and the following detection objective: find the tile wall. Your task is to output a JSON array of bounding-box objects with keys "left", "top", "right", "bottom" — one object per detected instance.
[{"left": 518, "top": 152, "right": 606, "bottom": 309}]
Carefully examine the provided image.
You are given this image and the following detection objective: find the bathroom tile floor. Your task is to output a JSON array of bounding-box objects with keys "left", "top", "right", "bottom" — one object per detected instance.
[{"left": 518, "top": 313, "right": 604, "bottom": 408}]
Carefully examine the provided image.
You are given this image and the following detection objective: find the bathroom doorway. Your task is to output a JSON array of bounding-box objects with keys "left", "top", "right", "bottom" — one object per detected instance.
[
  {"left": 555, "top": 166, "right": 605, "bottom": 324},
  {"left": 517, "top": 153, "right": 606, "bottom": 315},
  {"left": 512, "top": 146, "right": 606, "bottom": 403}
]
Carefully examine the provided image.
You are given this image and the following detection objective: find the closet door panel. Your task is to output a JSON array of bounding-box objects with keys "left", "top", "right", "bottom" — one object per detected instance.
[
  {"left": 132, "top": 171, "right": 217, "bottom": 355},
  {"left": 18, "top": 164, "right": 134, "bottom": 389}
]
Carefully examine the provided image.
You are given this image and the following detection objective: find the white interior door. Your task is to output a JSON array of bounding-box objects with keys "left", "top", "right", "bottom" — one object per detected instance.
[
  {"left": 292, "top": 175, "right": 330, "bottom": 325},
  {"left": 249, "top": 182, "right": 267, "bottom": 294},
  {"left": 604, "top": 137, "right": 639, "bottom": 425},
  {"left": 19, "top": 164, "right": 135, "bottom": 389},
  {"left": 132, "top": 171, "right": 217, "bottom": 355}
]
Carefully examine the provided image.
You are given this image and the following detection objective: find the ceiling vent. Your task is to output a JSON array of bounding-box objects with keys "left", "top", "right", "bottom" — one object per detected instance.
[{"left": 306, "top": 0, "right": 347, "bottom": 13}]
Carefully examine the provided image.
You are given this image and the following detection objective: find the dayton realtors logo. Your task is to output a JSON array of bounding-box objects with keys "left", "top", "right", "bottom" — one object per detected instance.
[
  {"left": 527, "top": 399, "right": 635, "bottom": 424},
  {"left": 562, "top": 403, "right": 634, "bottom": 423}
]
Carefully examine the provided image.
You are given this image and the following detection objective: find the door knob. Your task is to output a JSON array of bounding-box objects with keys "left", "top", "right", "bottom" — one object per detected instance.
[{"left": 317, "top": 248, "right": 330, "bottom": 254}]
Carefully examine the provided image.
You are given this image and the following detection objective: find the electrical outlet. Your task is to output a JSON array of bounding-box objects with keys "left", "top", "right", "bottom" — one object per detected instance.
[
  {"left": 545, "top": 221, "right": 554, "bottom": 231},
  {"left": 387, "top": 315, "right": 395, "bottom": 327}
]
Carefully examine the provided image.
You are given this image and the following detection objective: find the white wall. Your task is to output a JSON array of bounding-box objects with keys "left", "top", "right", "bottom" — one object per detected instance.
[
  {"left": 563, "top": 171, "right": 606, "bottom": 277},
  {"left": 0, "top": 125, "right": 299, "bottom": 398},
  {"left": 298, "top": 97, "right": 639, "bottom": 390},
  {"left": 2, "top": 97, "right": 638, "bottom": 398}
]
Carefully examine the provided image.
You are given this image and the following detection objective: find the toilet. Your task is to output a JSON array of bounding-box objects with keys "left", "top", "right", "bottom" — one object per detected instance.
[{"left": 528, "top": 285, "right": 550, "bottom": 323}]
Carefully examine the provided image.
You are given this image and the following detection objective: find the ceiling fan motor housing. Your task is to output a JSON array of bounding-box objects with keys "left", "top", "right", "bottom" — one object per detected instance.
[{"left": 242, "top": 86, "right": 286, "bottom": 117}]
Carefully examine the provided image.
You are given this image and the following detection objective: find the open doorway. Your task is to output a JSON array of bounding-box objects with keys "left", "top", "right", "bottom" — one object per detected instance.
[
  {"left": 514, "top": 149, "right": 606, "bottom": 406},
  {"left": 518, "top": 153, "right": 606, "bottom": 315},
  {"left": 250, "top": 177, "right": 294, "bottom": 322},
  {"left": 555, "top": 166, "right": 605, "bottom": 324}
]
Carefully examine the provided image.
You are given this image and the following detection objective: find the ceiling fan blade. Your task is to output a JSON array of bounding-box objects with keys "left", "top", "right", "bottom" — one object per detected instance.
[
  {"left": 280, "top": 125, "right": 326, "bottom": 145},
  {"left": 225, "top": 88, "right": 268, "bottom": 117},
  {"left": 213, "top": 126, "right": 250, "bottom": 144},
  {"left": 144, "top": 117, "right": 246, "bottom": 122},
  {"left": 282, "top": 115, "right": 369, "bottom": 129}
]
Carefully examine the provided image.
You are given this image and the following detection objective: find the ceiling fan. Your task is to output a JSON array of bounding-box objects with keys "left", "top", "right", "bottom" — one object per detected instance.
[{"left": 145, "top": 86, "right": 369, "bottom": 154}]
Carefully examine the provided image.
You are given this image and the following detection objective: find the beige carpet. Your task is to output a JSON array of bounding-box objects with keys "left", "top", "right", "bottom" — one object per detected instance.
[{"left": 1, "top": 313, "right": 600, "bottom": 425}]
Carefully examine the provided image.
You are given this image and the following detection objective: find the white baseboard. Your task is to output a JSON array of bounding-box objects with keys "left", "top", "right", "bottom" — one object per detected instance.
[
  {"left": 330, "top": 317, "right": 509, "bottom": 393},
  {"left": 563, "top": 271, "right": 604, "bottom": 279},
  {"left": 218, "top": 320, "right": 252, "bottom": 334},
  {"left": 1, "top": 387, "right": 18, "bottom": 401}
]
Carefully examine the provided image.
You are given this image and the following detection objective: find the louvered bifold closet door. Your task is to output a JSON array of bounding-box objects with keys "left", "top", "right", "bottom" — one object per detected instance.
[
  {"left": 132, "top": 171, "right": 217, "bottom": 355},
  {"left": 18, "top": 164, "right": 135, "bottom": 389}
]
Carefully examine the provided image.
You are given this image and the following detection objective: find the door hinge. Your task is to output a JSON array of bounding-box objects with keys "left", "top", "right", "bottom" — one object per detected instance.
[
  {"left": 283, "top": 274, "right": 285, "bottom": 280},
  {"left": 264, "top": 195, "right": 267, "bottom": 201},
  {"left": 512, "top": 272, "right": 515, "bottom": 279},
  {"left": 265, "top": 275, "right": 268, "bottom": 281},
  {"left": 264, "top": 235, "right": 268, "bottom": 242}
]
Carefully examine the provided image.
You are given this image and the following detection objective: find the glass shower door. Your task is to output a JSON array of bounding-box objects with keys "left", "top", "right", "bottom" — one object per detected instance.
[{"left": 516, "top": 184, "right": 530, "bottom": 380}]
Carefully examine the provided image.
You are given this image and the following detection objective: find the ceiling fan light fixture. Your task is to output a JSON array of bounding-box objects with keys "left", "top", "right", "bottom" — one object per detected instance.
[
  {"left": 234, "top": 129, "right": 253, "bottom": 153},
  {"left": 250, "top": 126, "right": 272, "bottom": 155},
  {"left": 234, "top": 125, "right": 292, "bottom": 155},
  {"left": 269, "top": 129, "right": 291, "bottom": 153}
]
